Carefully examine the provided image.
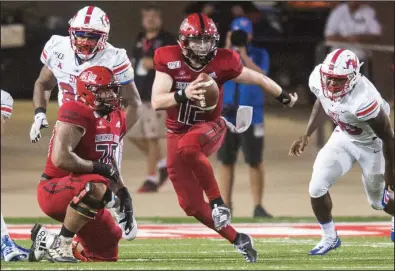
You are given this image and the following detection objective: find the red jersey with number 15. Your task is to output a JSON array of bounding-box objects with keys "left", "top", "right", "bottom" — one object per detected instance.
[
  {"left": 43, "top": 100, "right": 126, "bottom": 178},
  {"left": 154, "top": 45, "right": 243, "bottom": 133}
]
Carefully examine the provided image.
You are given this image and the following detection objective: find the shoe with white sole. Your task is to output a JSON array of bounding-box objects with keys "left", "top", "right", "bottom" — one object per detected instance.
[
  {"left": 309, "top": 234, "right": 341, "bottom": 255},
  {"left": 28, "top": 223, "right": 56, "bottom": 262},
  {"left": 1, "top": 235, "right": 29, "bottom": 262}
]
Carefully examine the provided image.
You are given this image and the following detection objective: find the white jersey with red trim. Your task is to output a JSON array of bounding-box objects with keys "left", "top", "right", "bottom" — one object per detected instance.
[
  {"left": 1, "top": 89, "right": 13, "bottom": 119},
  {"left": 309, "top": 64, "right": 390, "bottom": 143},
  {"left": 40, "top": 35, "right": 134, "bottom": 107}
]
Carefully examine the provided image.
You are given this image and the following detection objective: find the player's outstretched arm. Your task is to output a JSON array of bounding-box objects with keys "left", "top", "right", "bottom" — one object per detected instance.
[
  {"left": 232, "top": 66, "right": 298, "bottom": 107},
  {"left": 151, "top": 71, "right": 206, "bottom": 110},
  {"left": 30, "top": 66, "right": 57, "bottom": 143},
  {"left": 366, "top": 108, "right": 395, "bottom": 191},
  {"left": 122, "top": 81, "right": 142, "bottom": 132},
  {"left": 289, "top": 99, "right": 327, "bottom": 156},
  {"left": 51, "top": 121, "right": 94, "bottom": 173},
  {"left": 33, "top": 65, "right": 57, "bottom": 112}
]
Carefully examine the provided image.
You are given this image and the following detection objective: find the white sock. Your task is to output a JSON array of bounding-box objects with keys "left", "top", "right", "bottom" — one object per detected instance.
[
  {"left": 319, "top": 220, "right": 337, "bottom": 239},
  {"left": 156, "top": 159, "right": 166, "bottom": 169},
  {"left": 1, "top": 213, "right": 9, "bottom": 238},
  {"left": 147, "top": 175, "right": 159, "bottom": 184}
]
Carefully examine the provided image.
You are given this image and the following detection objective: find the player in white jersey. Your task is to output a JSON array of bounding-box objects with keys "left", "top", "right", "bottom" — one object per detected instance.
[
  {"left": 1, "top": 90, "right": 31, "bottom": 261},
  {"left": 28, "top": 6, "right": 142, "bottom": 243},
  {"left": 289, "top": 48, "right": 394, "bottom": 255}
]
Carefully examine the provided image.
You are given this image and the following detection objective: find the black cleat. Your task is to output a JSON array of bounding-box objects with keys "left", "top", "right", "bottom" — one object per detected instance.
[
  {"left": 253, "top": 205, "right": 273, "bottom": 218},
  {"left": 233, "top": 233, "right": 258, "bottom": 263}
]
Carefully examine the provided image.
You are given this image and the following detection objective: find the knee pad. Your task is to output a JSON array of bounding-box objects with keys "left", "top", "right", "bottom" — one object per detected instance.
[{"left": 70, "top": 182, "right": 112, "bottom": 219}]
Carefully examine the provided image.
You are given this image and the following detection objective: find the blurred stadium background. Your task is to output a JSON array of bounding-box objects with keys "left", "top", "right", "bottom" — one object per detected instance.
[{"left": 1, "top": 1, "right": 394, "bottom": 220}]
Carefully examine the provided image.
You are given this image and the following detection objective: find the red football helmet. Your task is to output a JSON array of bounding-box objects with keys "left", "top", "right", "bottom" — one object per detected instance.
[
  {"left": 76, "top": 66, "right": 121, "bottom": 113},
  {"left": 178, "top": 13, "right": 219, "bottom": 68}
]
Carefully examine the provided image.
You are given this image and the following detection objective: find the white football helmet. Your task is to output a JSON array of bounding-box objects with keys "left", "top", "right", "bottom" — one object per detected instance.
[
  {"left": 68, "top": 6, "right": 110, "bottom": 60},
  {"left": 320, "top": 48, "right": 363, "bottom": 101}
]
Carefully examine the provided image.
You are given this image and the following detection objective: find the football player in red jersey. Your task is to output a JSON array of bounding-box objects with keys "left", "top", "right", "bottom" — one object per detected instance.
[
  {"left": 151, "top": 13, "right": 298, "bottom": 263},
  {"left": 29, "top": 66, "right": 139, "bottom": 263}
]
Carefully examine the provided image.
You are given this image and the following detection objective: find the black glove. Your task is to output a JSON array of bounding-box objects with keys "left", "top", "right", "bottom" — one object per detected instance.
[
  {"left": 92, "top": 161, "right": 120, "bottom": 183},
  {"left": 116, "top": 187, "right": 134, "bottom": 234}
]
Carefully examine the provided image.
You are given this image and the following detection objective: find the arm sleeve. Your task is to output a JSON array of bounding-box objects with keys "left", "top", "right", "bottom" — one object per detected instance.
[
  {"left": 57, "top": 102, "right": 91, "bottom": 135},
  {"left": 1, "top": 90, "right": 13, "bottom": 119},
  {"left": 153, "top": 48, "right": 169, "bottom": 73},
  {"left": 355, "top": 97, "right": 381, "bottom": 121},
  {"left": 40, "top": 35, "right": 58, "bottom": 68},
  {"left": 112, "top": 49, "right": 134, "bottom": 85}
]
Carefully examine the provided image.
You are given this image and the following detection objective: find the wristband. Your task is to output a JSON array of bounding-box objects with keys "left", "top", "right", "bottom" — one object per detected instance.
[
  {"left": 35, "top": 107, "right": 47, "bottom": 115},
  {"left": 174, "top": 89, "right": 188, "bottom": 103},
  {"left": 275, "top": 90, "right": 291, "bottom": 105}
]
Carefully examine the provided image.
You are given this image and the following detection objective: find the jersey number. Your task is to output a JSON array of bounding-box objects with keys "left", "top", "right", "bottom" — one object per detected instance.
[
  {"left": 58, "top": 82, "right": 76, "bottom": 104},
  {"left": 96, "top": 144, "right": 118, "bottom": 164},
  {"left": 178, "top": 101, "right": 204, "bottom": 125},
  {"left": 329, "top": 117, "right": 363, "bottom": 135}
]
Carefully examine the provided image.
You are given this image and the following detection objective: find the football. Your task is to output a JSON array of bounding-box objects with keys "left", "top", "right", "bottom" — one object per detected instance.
[{"left": 194, "top": 73, "right": 219, "bottom": 111}]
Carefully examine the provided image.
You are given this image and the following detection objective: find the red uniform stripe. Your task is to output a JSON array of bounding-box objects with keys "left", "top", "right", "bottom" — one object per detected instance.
[
  {"left": 356, "top": 101, "right": 378, "bottom": 117},
  {"left": 42, "top": 51, "right": 47, "bottom": 60},
  {"left": 1, "top": 106, "right": 12, "bottom": 113},
  {"left": 84, "top": 6, "right": 95, "bottom": 24},
  {"left": 329, "top": 48, "right": 345, "bottom": 72},
  {"left": 113, "top": 62, "right": 130, "bottom": 74}
]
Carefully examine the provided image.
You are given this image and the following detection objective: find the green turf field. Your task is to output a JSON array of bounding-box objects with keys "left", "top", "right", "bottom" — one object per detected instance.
[{"left": 1, "top": 217, "right": 394, "bottom": 270}]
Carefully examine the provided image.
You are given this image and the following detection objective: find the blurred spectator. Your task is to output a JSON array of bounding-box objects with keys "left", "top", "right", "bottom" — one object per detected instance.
[
  {"left": 324, "top": 1, "right": 382, "bottom": 71},
  {"left": 126, "top": 4, "right": 177, "bottom": 193},
  {"left": 218, "top": 17, "right": 272, "bottom": 218}
]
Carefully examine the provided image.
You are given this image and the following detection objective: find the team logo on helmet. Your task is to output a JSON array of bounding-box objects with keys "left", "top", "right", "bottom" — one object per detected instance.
[
  {"left": 345, "top": 58, "right": 357, "bottom": 69},
  {"left": 79, "top": 71, "right": 98, "bottom": 82}
]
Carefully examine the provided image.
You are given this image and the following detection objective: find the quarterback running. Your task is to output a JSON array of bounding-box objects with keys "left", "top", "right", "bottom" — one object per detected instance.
[
  {"left": 151, "top": 13, "right": 298, "bottom": 263},
  {"left": 289, "top": 48, "right": 395, "bottom": 255}
]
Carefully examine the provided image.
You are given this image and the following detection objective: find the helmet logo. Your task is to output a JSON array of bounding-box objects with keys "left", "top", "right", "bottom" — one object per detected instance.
[
  {"left": 345, "top": 58, "right": 357, "bottom": 69},
  {"left": 180, "top": 19, "right": 191, "bottom": 32},
  {"left": 80, "top": 71, "right": 97, "bottom": 82},
  {"left": 100, "top": 14, "right": 110, "bottom": 27}
]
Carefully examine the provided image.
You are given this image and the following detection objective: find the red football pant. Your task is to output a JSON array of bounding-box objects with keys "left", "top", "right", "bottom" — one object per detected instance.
[
  {"left": 37, "top": 173, "right": 122, "bottom": 262},
  {"left": 167, "top": 118, "right": 237, "bottom": 243}
]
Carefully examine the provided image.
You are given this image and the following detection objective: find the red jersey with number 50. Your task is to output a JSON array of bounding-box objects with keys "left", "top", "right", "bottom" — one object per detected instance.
[
  {"left": 154, "top": 45, "right": 243, "bottom": 133},
  {"left": 43, "top": 101, "right": 126, "bottom": 178}
]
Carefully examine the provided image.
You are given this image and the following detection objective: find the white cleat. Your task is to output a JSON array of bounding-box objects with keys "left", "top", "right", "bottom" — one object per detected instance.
[
  {"left": 309, "top": 234, "right": 341, "bottom": 255},
  {"left": 1, "top": 235, "right": 28, "bottom": 262},
  {"left": 28, "top": 223, "right": 56, "bottom": 262}
]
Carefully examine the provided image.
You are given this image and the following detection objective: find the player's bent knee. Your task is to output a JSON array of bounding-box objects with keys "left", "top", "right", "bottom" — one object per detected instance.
[
  {"left": 70, "top": 182, "right": 112, "bottom": 219},
  {"left": 308, "top": 181, "right": 329, "bottom": 198},
  {"left": 178, "top": 199, "right": 198, "bottom": 216},
  {"left": 177, "top": 146, "right": 200, "bottom": 162}
]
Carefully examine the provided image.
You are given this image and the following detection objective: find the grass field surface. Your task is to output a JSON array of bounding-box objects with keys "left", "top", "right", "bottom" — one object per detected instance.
[{"left": 1, "top": 217, "right": 394, "bottom": 270}]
